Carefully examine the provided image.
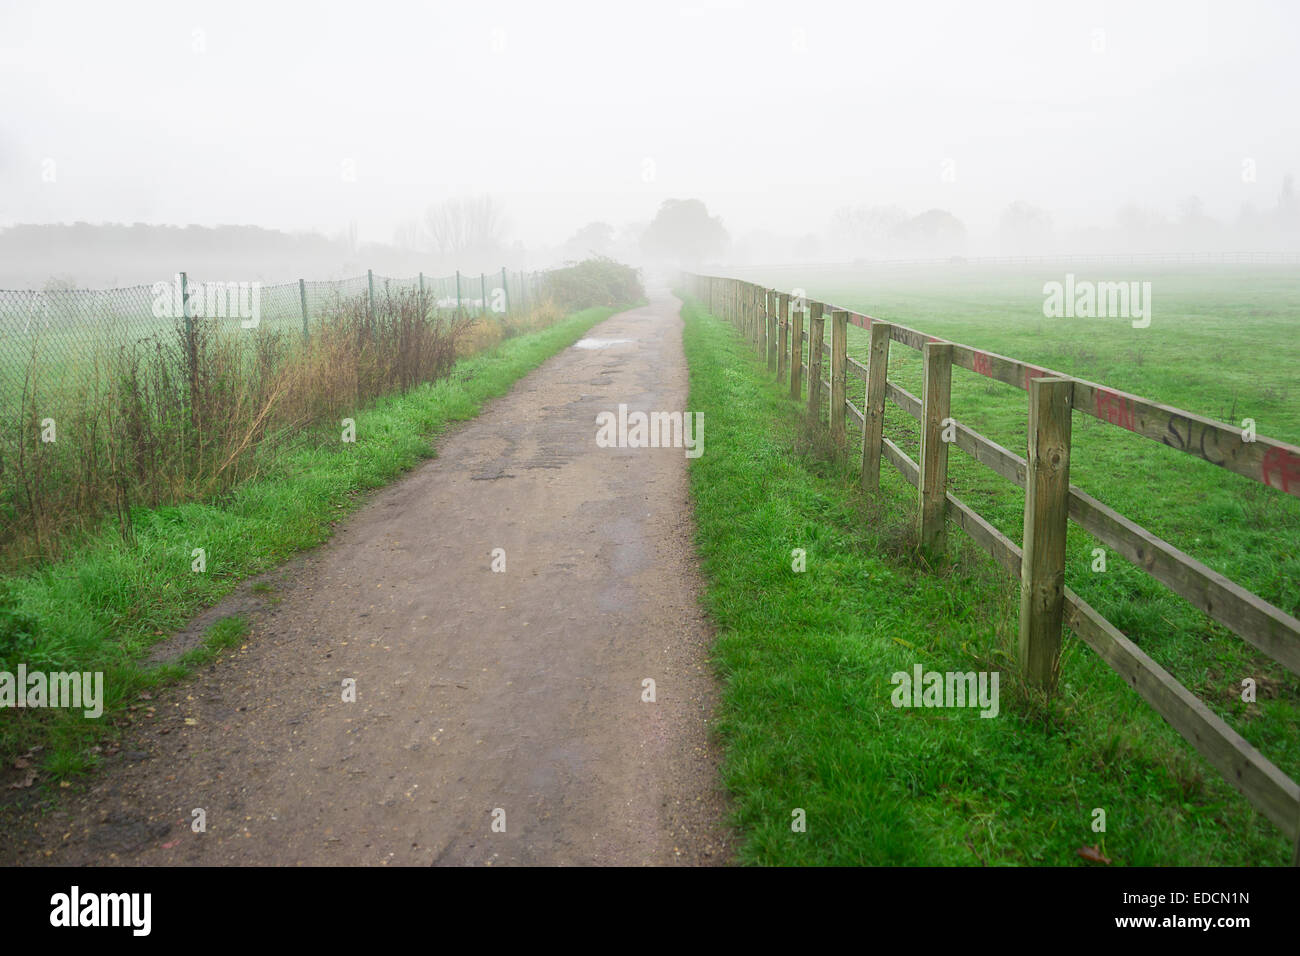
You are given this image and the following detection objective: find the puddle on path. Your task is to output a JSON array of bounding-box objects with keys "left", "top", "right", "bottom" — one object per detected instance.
[{"left": 573, "top": 338, "right": 634, "bottom": 350}]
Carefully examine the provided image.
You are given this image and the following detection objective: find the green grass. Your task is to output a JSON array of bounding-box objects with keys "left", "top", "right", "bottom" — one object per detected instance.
[
  {"left": 733, "top": 266, "right": 1300, "bottom": 788},
  {"left": 0, "top": 305, "right": 619, "bottom": 776},
  {"left": 680, "top": 290, "right": 1296, "bottom": 865}
]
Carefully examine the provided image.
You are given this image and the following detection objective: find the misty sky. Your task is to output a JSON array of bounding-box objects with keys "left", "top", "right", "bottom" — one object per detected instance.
[{"left": 2, "top": 0, "right": 1297, "bottom": 249}]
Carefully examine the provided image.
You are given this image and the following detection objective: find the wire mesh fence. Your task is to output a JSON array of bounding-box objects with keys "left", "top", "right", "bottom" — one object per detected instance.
[
  {"left": 0, "top": 268, "right": 542, "bottom": 406},
  {"left": 0, "top": 265, "right": 546, "bottom": 564}
]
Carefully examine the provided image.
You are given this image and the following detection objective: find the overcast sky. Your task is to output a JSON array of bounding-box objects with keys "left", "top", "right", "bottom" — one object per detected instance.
[{"left": 2, "top": 0, "right": 1297, "bottom": 248}]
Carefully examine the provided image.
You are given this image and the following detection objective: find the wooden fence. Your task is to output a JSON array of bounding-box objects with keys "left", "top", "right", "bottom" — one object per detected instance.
[{"left": 686, "top": 273, "right": 1300, "bottom": 863}]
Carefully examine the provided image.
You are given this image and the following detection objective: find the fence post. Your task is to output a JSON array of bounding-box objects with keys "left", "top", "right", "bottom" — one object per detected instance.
[
  {"left": 180, "top": 271, "right": 197, "bottom": 428},
  {"left": 918, "top": 342, "right": 954, "bottom": 554},
  {"left": 481, "top": 273, "right": 488, "bottom": 316},
  {"left": 1019, "top": 375, "right": 1073, "bottom": 692},
  {"left": 456, "top": 270, "right": 462, "bottom": 318},
  {"left": 830, "top": 310, "right": 848, "bottom": 451},
  {"left": 807, "top": 303, "right": 825, "bottom": 422},
  {"left": 299, "top": 278, "right": 309, "bottom": 342},
  {"left": 502, "top": 266, "right": 511, "bottom": 314},
  {"left": 180, "top": 270, "right": 193, "bottom": 343},
  {"left": 767, "top": 292, "right": 779, "bottom": 372},
  {"left": 789, "top": 300, "right": 803, "bottom": 399},
  {"left": 777, "top": 293, "right": 790, "bottom": 383},
  {"left": 367, "top": 269, "right": 375, "bottom": 319},
  {"left": 861, "top": 321, "right": 892, "bottom": 491}
]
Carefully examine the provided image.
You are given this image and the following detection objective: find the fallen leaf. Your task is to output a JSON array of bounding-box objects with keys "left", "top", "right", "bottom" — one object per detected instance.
[
  {"left": 160, "top": 840, "right": 180, "bottom": 850},
  {"left": 8, "top": 770, "right": 36, "bottom": 789},
  {"left": 1077, "top": 845, "right": 1111, "bottom": 864}
]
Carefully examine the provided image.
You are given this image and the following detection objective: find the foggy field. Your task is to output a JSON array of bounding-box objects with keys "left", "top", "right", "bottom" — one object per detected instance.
[
  {"left": 681, "top": 266, "right": 1300, "bottom": 864},
  {"left": 731, "top": 264, "right": 1300, "bottom": 627},
  {"left": 681, "top": 283, "right": 1300, "bottom": 865},
  {"left": 738, "top": 263, "right": 1300, "bottom": 440}
]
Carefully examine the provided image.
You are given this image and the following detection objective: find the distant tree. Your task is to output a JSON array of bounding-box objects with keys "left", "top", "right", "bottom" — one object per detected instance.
[
  {"left": 998, "top": 201, "right": 1053, "bottom": 245},
  {"left": 617, "top": 221, "right": 648, "bottom": 251},
  {"left": 423, "top": 196, "right": 507, "bottom": 263},
  {"left": 830, "top": 204, "right": 907, "bottom": 250},
  {"left": 393, "top": 219, "right": 422, "bottom": 251},
  {"left": 564, "top": 221, "right": 615, "bottom": 259},
  {"left": 890, "top": 209, "right": 966, "bottom": 244},
  {"left": 1276, "top": 174, "right": 1298, "bottom": 230},
  {"left": 1116, "top": 203, "right": 1165, "bottom": 234},
  {"left": 640, "top": 199, "right": 728, "bottom": 265}
]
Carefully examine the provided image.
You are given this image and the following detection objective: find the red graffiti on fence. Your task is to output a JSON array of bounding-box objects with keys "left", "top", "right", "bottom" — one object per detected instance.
[
  {"left": 1023, "top": 365, "right": 1049, "bottom": 390},
  {"left": 972, "top": 352, "right": 992, "bottom": 377},
  {"left": 1262, "top": 446, "right": 1300, "bottom": 493},
  {"left": 1094, "top": 388, "right": 1137, "bottom": 432}
]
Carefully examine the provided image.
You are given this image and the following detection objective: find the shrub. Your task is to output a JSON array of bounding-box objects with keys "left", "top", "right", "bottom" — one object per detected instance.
[{"left": 540, "top": 258, "right": 644, "bottom": 311}]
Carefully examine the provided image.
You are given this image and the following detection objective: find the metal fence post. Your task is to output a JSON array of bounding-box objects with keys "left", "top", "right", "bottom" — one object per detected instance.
[
  {"left": 299, "top": 278, "right": 309, "bottom": 342},
  {"left": 180, "top": 271, "right": 193, "bottom": 343},
  {"left": 502, "top": 266, "right": 511, "bottom": 315}
]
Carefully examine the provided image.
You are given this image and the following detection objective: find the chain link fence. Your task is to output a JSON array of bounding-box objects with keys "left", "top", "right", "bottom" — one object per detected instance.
[
  {"left": 0, "top": 265, "right": 549, "bottom": 563},
  {"left": 0, "top": 268, "right": 540, "bottom": 403}
]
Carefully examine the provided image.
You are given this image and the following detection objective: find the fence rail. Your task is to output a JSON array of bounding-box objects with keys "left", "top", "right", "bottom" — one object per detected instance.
[{"left": 687, "top": 272, "right": 1300, "bottom": 862}]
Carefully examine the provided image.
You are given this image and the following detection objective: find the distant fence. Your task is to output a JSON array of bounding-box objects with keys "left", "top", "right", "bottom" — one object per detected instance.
[
  {"left": 0, "top": 266, "right": 543, "bottom": 398},
  {"left": 687, "top": 272, "right": 1300, "bottom": 863},
  {"left": 729, "top": 250, "right": 1300, "bottom": 272}
]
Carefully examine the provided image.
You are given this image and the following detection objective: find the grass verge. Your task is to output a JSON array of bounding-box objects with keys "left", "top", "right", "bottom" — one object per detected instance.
[
  {"left": 680, "top": 293, "right": 1294, "bottom": 865},
  {"left": 0, "top": 305, "right": 620, "bottom": 777}
]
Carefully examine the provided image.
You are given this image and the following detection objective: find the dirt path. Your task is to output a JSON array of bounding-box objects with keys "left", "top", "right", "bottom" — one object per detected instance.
[{"left": 1, "top": 291, "right": 731, "bottom": 866}]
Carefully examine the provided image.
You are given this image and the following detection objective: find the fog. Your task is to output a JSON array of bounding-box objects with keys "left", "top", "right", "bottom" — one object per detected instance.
[{"left": 2, "top": 0, "right": 1298, "bottom": 287}]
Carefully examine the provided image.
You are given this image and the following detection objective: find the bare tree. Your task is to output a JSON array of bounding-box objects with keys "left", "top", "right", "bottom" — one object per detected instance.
[
  {"left": 998, "top": 200, "right": 1053, "bottom": 250},
  {"left": 829, "top": 204, "right": 907, "bottom": 253},
  {"left": 392, "top": 219, "right": 422, "bottom": 251},
  {"left": 423, "top": 196, "right": 508, "bottom": 265}
]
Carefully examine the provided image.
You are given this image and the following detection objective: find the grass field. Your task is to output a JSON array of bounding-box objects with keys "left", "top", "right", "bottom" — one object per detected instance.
[
  {"left": 681, "top": 266, "right": 1299, "bottom": 865},
  {"left": 0, "top": 305, "right": 619, "bottom": 776}
]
